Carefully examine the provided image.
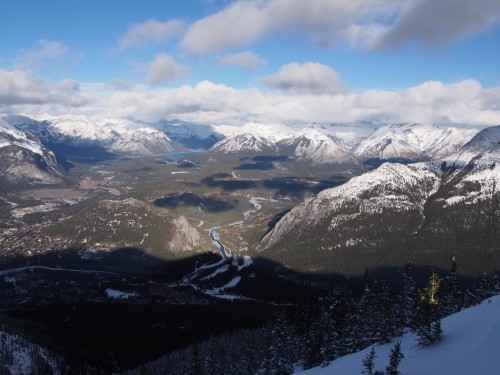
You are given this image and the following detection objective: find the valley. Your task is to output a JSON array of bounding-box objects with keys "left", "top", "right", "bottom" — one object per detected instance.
[{"left": 0, "top": 116, "right": 499, "bottom": 372}]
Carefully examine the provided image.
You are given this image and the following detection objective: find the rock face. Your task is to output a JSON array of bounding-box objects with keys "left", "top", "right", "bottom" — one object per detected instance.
[
  {"left": 0, "top": 118, "right": 61, "bottom": 186},
  {"left": 259, "top": 126, "right": 500, "bottom": 276}
]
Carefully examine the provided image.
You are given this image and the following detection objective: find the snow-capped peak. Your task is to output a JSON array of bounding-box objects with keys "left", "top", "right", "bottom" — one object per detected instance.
[
  {"left": 354, "top": 123, "right": 477, "bottom": 161},
  {"left": 209, "top": 132, "right": 278, "bottom": 154},
  {"left": 277, "top": 127, "right": 355, "bottom": 164},
  {"left": 239, "top": 121, "right": 294, "bottom": 142}
]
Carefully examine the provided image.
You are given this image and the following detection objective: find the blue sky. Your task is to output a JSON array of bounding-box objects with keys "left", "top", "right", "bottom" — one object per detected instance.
[{"left": 1, "top": 0, "right": 500, "bottom": 126}]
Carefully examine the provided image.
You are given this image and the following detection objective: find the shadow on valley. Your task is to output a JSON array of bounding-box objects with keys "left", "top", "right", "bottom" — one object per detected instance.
[
  {"left": 153, "top": 192, "right": 238, "bottom": 212},
  {"left": 199, "top": 176, "right": 259, "bottom": 191},
  {"left": 196, "top": 172, "right": 348, "bottom": 198},
  {"left": 45, "top": 143, "right": 115, "bottom": 170},
  {"left": 237, "top": 155, "right": 291, "bottom": 170},
  {"left": 0, "top": 246, "right": 485, "bottom": 372}
]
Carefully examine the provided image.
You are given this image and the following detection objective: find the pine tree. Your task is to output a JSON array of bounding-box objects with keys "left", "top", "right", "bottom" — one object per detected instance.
[
  {"left": 362, "top": 346, "right": 377, "bottom": 375},
  {"left": 385, "top": 341, "right": 404, "bottom": 375},
  {"left": 416, "top": 270, "right": 442, "bottom": 346}
]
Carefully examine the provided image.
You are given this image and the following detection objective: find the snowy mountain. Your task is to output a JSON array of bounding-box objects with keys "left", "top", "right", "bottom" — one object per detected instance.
[
  {"left": 296, "top": 295, "right": 500, "bottom": 375},
  {"left": 6, "top": 114, "right": 119, "bottom": 147},
  {"left": 354, "top": 123, "right": 477, "bottom": 162},
  {"left": 300, "top": 122, "right": 380, "bottom": 147},
  {"left": 0, "top": 118, "right": 60, "bottom": 185},
  {"left": 109, "top": 128, "right": 179, "bottom": 156},
  {"left": 277, "top": 128, "right": 355, "bottom": 164},
  {"left": 162, "top": 121, "right": 228, "bottom": 150},
  {"left": 446, "top": 125, "right": 500, "bottom": 166},
  {"left": 259, "top": 125, "right": 500, "bottom": 275},
  {"left": 209, "top": 132, "right": 278, "bottom": 155}
]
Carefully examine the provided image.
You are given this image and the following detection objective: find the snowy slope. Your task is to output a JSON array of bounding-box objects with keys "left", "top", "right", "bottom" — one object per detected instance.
[
  {"left": 162, "top": 121, "right": 228, "bottom": 149},
  {"left": 277, "top": 128, "right": 355, "bottom": 164},
  {"left": 354, "top": 123, "right": 477, "bottom": 161},
  {"left": 42, "top": 114, "right": 118, "bottom": 146},
  {"left": 209, "top": 132, "right": 278, "bottom": 154},
  {"left": 447, "top": 125, "right": 500, "bottom": 166},
  {"left": 262, "top": 162, "right": 440, "bottom": 248},
  {"left": 0, "top": 118, "right": 60, "bottom": 184},
  {"left": 296, "top": 296, "right": 500, "bottom": 375},
  {"left": 109, "top": 128, "right": 179, "bottom": 155},
  {"left": 302, "top": 122, "right": 380, "bottom": 147},
  {"left": 0, "top": 118, "right": 48, "bottom": 156}
]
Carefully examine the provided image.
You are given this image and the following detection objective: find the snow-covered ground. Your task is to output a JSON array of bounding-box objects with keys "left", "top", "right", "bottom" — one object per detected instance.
[
  {"left": 296, "top": 295, "right": 500, "bottom": 375},
  {"left": 105, "top": 288, "right": 137, "bottom": 299}
]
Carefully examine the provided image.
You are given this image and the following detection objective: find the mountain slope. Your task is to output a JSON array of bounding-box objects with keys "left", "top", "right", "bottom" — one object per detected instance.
[
  {"left": 354, "top": 123, "right": 477, "bottom": 162},
  {"left": 0, "top": 118, "right": 61, "bottom": 186},
  {"left": 209, "top": 133, "right": 278, "bottom": 155},
  {"left": 43, "top": 198, "right": 206, "bottom": 258},
  {"left": 296, "top": 295, "right": 500, "bottom": 375},
  {"left": 277, "top": 128, "right": 355, "bottom": 164},
  {"left": 41, "top": 114, "right": 119, "bottom": 147},
  {"left": 259, "top": 126, "right": 500, "bottom": 276},
  {"left": 162, "top": 121, "right": 226, "bottom": 149},
  {"left": 109, "top": 128, "right": 179, "bottom": 155}
]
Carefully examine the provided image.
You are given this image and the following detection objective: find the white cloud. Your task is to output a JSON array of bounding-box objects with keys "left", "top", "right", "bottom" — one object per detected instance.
[
  {"left": 0, "top": 69, "right": 51, "bottom": 105},
  {"left": 118, "top": 19, "right": 184, "bottom": 52},
  {"left": 180, "top": 0, "right": 377, "bottom": 54},
  {"left": 263, "top": 62, "right": 346, "bottom": 95},
  {"left": 217, "top": 51, "right": 267, "bottom": 70},
  {"left": 97, "top": 79, "right": 500, "bottom": 126},
  {"left": 374, "top": 0, "right": 500, "bottom": 49},
  {"left": 146, "top": 53, "right": 187, "bottom": 85},
  {"left": 179, "top": 0, "right": 500, "bottom": 53},
  {"left": 3, "top": 69, "right": 500, "bottom": 128},
  {"left": 0, "top": 68, "right": 90, "bottom": 111}
]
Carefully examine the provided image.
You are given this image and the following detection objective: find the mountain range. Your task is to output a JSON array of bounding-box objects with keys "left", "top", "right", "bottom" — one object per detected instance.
[{"left": 258, "top": 125, "right": 500, "bottom": 276}]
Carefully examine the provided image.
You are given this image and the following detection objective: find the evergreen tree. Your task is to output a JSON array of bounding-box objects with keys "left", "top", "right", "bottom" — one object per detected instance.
[
  {"left": 362, "top": 346, "right": 377, "bottom": 375},
  {"left": 441, "top": 257, "right": 463, "bottom": 315},
  {"left": 474, "top": 272, "right": 493, "bottom": 302},
  {"left": 385, "top": 341, "right": 404, "bottom": 375},
  {"left": 190, "top": 342, "right": 203, "bottom": 375},
  {"left": 416, "top": 270, "right": 442, "bottom": 346},
  {"left": 204, "top": 337, "right": 218, "bottom": 375},
  {"left": 397, "top": 262, "right": 418, "bottom": 332},
  {"left": 268, "top": 311, "right": 293, "bottom": 375}
]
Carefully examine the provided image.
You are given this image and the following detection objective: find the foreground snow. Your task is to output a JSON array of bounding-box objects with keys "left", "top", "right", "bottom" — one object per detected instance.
[{"left": 296, "top": 295, "right": 500, "bottom": 375}]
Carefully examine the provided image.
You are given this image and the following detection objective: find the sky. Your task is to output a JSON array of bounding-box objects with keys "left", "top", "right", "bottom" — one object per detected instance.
[{"left": 0, "top": 0, "right": 500, "bottom": 127}]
